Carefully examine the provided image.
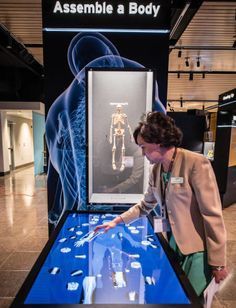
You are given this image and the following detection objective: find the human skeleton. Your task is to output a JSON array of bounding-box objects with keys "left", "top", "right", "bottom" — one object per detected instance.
[{"left": 109, "top": 103, "right": 133, "bottom": 171}]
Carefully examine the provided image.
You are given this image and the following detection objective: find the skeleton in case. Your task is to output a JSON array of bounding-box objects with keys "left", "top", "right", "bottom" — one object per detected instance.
[{"left": 109, "top": 103, "right": 133, "bottom": 171}]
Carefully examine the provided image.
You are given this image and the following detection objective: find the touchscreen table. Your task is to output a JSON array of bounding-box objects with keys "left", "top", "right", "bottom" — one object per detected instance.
[{"left": 12, "top": 211, "right": 200, "bottom": 307}]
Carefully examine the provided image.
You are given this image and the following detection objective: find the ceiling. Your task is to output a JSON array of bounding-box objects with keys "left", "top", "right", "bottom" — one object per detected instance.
[
  {"left": 0, "top": 0, "right": 235, "bottom": 112},
  {"left": 6, "top": 110, "right": 33, "bottom": 120},
  {"left": 168, "top": 0, "right": 236, "bottom": 111}
]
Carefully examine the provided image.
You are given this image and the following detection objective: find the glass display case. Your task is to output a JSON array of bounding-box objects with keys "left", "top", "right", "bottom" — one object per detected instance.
[{"left": 87, "top": 68, "right": 153, "bottom": 205}]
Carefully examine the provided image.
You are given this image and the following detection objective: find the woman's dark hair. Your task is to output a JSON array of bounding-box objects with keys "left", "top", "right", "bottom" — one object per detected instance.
[{"left": 133, "top": 111, "right": 183, "bottom": 147}]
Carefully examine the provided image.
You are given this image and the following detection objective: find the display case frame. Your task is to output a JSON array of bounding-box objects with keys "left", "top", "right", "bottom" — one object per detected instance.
[
  {"left": 86, "top": 68, "right": 154, "bottom": 205},
  {"left": 11, "top": 210, "right": 201, "bottom": 308}
]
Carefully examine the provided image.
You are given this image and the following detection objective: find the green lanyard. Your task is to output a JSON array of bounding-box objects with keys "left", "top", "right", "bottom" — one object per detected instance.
[{"left": 160, "top": 147, "right": 177, "bottom": 207}]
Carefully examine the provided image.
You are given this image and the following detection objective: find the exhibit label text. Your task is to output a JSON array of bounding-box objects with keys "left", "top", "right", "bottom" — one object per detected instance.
[{"left": 53, "top": 1, "right": 161, "bottom": 18}]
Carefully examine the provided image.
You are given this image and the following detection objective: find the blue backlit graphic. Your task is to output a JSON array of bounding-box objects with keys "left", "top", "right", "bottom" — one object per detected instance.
[{"left": 45, "top": 32, "right": 165, "bottom": 226}]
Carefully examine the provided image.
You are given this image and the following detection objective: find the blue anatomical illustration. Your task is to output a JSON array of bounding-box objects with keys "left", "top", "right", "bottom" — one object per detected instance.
[{"left": 45, "top": 32, "right": 165, "bottom": 226}]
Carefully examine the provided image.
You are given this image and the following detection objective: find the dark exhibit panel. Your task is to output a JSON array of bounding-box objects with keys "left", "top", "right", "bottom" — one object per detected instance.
[
  {"left": 213, "top": 88, "right": 236, "bottom": 207},
  {"left": 167, "top": 112, "right": 206, "bottom": 153},
  {"left": 42, "top": 0, "right": 170, "bottom": 228},
  {"left": 11, "top": 211, "right": 200, "bottom": 307}
]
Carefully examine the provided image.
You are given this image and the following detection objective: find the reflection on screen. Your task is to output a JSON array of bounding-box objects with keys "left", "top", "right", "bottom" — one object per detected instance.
[{"left": 25, "top": 213, "right": 190, "bottom": 304}]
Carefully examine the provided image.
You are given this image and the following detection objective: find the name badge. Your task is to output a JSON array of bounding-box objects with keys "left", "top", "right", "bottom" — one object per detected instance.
[
  {"left": 170, "top": 177, "right": 184, "bottom": 184},
  {"left": 154, "top": 217, "right": 170, "bottom": 233}
]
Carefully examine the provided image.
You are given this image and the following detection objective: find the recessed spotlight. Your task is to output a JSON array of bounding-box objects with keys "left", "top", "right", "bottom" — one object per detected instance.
[
  {"left": 185, "top": 57, "right": 190, "bottom": 67},
  {"left": 196, "top": 57, "right": 200, "bottom": 67}
]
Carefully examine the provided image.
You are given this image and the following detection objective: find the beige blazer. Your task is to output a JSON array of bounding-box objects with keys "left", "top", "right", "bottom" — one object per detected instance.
[{"left": 120, "top": 148, "right": 227, "bottom": 267}]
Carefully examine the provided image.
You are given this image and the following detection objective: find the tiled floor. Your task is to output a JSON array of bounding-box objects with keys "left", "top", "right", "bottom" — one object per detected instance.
[
  {"left": 0, "top": 166, "right": 48, "bottom": 308},
  {"left": 0, "top": 165, "right": 235, "bottom": 307}
]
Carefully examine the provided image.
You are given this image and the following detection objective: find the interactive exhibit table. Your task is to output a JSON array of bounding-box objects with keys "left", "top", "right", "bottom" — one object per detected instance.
[{"left": 12, "top": 211, "right": 201, "bottom": 307}]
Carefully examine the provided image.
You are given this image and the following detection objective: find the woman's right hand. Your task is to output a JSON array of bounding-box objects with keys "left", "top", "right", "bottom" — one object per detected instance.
[
  {"left": 94, "top": 216, "right": 123, "bottom": 233},
  {"left": 94, "top": 220, "right": 117, "bottom": 233}
]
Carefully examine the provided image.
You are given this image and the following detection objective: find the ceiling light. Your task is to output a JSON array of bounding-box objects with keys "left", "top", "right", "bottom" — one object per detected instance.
[
  {"left": 196, "top": 57, "right": 200, "bottom": 67},
  {"left": 202, "top": 72, "right": 205, "bottom": 79},
  {"left": 185, "top": 57, "right": 190, "bottom": 67},
  {"left": 189, "top": 72, "right": 193, "bottom": 81},
  {"left": 168, "top": 102, "right": 174, "bottom": 112},
  {"left": 180, "top": 97, "right": 183, "bottom": 108},
  {"left": 177, "top": 72, "right": 180, "bottom": 78},
  {"left": 6, "top": 35, "right": 13, "bottom": 49},
  {"left": 178, "top": 50, "right": 182, "bottom": 58}
]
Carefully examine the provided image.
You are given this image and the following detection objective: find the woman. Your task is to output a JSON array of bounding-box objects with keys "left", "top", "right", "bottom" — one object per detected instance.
[{"left": 95, "top": 111, "right": 228, "bottom": 296}]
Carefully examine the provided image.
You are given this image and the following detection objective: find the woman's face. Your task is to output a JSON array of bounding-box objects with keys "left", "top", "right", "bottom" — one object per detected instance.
[{"left": 136, "top": 135, "right": 162, "bottom": 164}]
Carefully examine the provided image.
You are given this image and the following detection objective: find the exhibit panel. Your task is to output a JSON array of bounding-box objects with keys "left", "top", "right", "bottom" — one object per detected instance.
[
  {"left": 42, "top": 0, "right": 170, "bottom": 228},
  {"left": 213, "top": 88, "right": 236, "bottom": 207},
  {"left": 12, "top": 211, "right": 200, "bottom": 307}
]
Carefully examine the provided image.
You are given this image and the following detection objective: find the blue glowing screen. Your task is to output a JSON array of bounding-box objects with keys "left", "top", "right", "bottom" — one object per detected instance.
[{"left": 25, "top": 213, "right": 190, "bottom": 304}]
